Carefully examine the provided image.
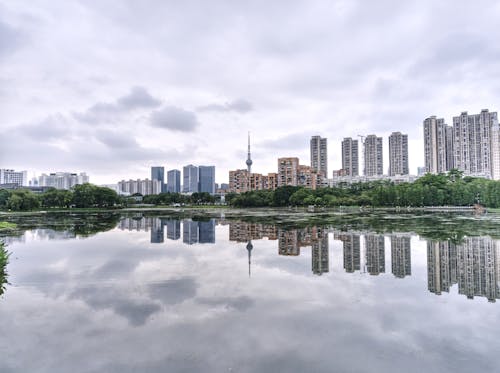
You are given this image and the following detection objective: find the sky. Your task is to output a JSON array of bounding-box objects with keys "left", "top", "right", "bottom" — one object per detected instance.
[{"left": 2, "top": 0, "right": 500, "bottom": 185}]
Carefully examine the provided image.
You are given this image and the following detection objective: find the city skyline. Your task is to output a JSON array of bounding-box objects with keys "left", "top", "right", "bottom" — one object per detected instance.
[{"left": 2, "top": 1, "right": 500, "bottom": 185}]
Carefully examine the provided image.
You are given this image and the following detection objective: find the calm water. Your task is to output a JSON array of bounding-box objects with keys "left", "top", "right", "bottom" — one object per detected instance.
[{"left": 1, "top": 211, "right": 500, "bottom": 373}]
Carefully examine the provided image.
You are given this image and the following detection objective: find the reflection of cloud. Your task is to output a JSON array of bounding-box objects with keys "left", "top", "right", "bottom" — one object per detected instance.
[
  {"left": 197, "top": 295, "right": 254, "bottom": 311},
  {"left": 147, "top": 278, "right": 198, "bottom": 305},
  {"left": 70, "top": 286, "right": 161, "bottom": 326}
]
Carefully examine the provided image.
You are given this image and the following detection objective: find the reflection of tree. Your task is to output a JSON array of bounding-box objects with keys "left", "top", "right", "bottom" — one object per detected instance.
[
  {"left": 0, "top": 242, "right": 9, "bottom": 296},
  {"left": 3, "top": 212, "right": 122, "bottom": 238}
]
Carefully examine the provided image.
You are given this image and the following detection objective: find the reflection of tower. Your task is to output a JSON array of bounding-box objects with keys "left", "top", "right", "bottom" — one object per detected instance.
[
  {"left": 246, "top": 240, "right": 253, "bottom": 277},
  {"left": 391, "top": 235, "right": 411, "bottom": 278},
  {"left": 166, "top": 220, "right": 181, "bottom": 240},
  {"left": 427, "top": 240, "right": 457, "bottom": 295},
  {"left": 365, "top": 234, "right": 385, "bottom": 275},
  {"left": 456, "top": 237, "right": 500, "bottom": 302},
  {"left": 312, "top": 228, "right": 329, "bottom": 275},
  {"left": 336, "top": 232, "right": 361, "bottom": 273},
  {"left": 150, "top": 218, "right": 164, "bottom": 243},
  {"left": 199, "top": 220, "right": 216, "bottom": 244},
  {"left": 183, "top": 220, "right": 199, "bottom": 245}
]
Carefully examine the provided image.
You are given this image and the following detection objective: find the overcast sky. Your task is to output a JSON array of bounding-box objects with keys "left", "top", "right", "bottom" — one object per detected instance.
[{"left": 2, "top": 0, "right": 500, "bottom": 185}]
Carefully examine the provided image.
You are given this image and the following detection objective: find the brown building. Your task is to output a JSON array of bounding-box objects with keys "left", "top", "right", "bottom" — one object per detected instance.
[{"left": 277, "top": 157, "right": 299, "bottom": 187}]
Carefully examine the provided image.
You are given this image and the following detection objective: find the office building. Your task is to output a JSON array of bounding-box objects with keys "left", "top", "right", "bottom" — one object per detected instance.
[
  {"left": 341, "top": 138, "right": 359, "bottom": 177},
  {"left": 388, "top": 132, "right": 409, "bottom": 176},
  {"left": 151, "top": 166, "right": 165, "bottom": 192},
  {"left": 0, "top": 169, "right": 27, "bottom": 187},
  {"left": 364, "top": 135, "right": 383, "bottom": 176},
  {"left": 183, "top": 165, "right": 198, "bottom": 193},
  {"left": 310, "top": 136, "right": 328, "bottom": 177},
  {"left": 452, "top": 110, "right": 499, "bottom": 178},
  {"left": 167, "top": 169, "right": 181, "bottom": 193},
  {"left": 198, "top": 166, "right": 216, "bottom": 194},
  {"left": 39, "top": 172, "right": 89, "bottom": 190},
  {"left": 424, "top": 116, "right": 452, "bottom": 174}
]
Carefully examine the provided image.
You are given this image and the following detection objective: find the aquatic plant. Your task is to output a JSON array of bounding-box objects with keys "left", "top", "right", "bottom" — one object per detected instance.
[{"left": 0, "top": 242, "right": 9, "bottom": 296}]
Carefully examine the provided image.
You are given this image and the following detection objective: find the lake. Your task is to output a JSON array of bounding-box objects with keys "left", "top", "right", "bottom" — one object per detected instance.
[{"left": 1, "top": 210, "right": 499, "bottom": 373}]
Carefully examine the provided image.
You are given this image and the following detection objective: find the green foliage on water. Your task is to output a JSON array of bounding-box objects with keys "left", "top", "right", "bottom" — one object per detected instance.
[
  {"left": 0, "top": 242, "right": 9, "bottom": 296},
  {"left": 226, "top": 170, "right": 500, "bottom": 208},
  {"left": 0, "top": 222, "right": 17, "bottom": 231}
]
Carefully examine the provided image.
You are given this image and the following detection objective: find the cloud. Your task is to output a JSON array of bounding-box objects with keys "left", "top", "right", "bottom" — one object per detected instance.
[
  {"left": 198, "top": 99, "right": 253, "bottom": 113},
  {"left": 73, "top": 86, "right": 161, "bottom": 124},
  {"left": 0, "top": 19, "right": 25, "bottom": 57},
  {"left": 150, "top": 106, "right": 199, "bottom": 132}
]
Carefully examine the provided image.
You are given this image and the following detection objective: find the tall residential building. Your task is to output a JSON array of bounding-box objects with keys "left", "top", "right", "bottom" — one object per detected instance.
[
  {"left": 310, "top": 136, "right": 328, "bottom": 177},
  {"left": 183, "top": 165, "right": 198, "bottom": 193},
  {"left": 0, "top": 169, "right": 28, "bottom": 186},
  {"left": 492, "top": 123, "right": 500, "bottom": 180},
  {"left": 423, "top": 116, "right": 452, "bottom": 174},
  {"left": 277, "top": 157, "right": 299, "bottom": 187},
  {"left": 341, "top": 138, "right": 359, "bottom": 177},
  {"left": 229, "top": 169, "right": 250, "bottom": 193},
  {"left": 151, "top": 166, "right": 165, "bottom": 193},
  {"left": 167, "top": 169, "right": 181, "bottom": 193},
  {"left": 452, "top": 110, "right": 499, "bottom": 178},
  {"left": 39, "top": 172, "right": 89, "bottom": 190},
  {"left": 388, "top": 132, "right": 409, "bottom": 176},
  {"left": 198, "top": 166, "right": 215, "bottom": 195},
  {"left": 363, "top": 135, "right": 383, "bottom": 176}
]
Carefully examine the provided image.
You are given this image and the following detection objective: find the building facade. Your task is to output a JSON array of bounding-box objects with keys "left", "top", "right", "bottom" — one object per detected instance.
[
  {"left": 341, "top": 138, "right": 359, "bottom": 177},
  {"left": 183, "top": 165, "right": 199, "bottom": 193},
  {"left": 424, "top": 116, "right": 451, "bottom": 174},
  {"left": 198, "top": 165, "right": 215, "bottom": 194},
  {"left": 167, "top": 169, "right": 181, "bottom": 193},
  {"left": 277, "top": 157, "right": 299, "bottom": 187},
  {"left": 0, "top": 169, "right": 28, "bottom": 187},
  {"left": 310, "top": 136, "right": 328, "bottom": 177},
  {"left": 452, "top": 110, "right": 499, "bottom": 178},
  {"left": 151, "top": 166, "right": 165, "bottom": 192},
  {"left": 117, "top": 179, "right": 161, "bottom": 196},
  {"left": 363, "top": 135, "right": 383, "bottom": 176},
  {"left": 39, "top": 172, "right": 89, "bottom": 190},
  {"left": 388, "top": 132, "right": 409, "bottom": 176}
]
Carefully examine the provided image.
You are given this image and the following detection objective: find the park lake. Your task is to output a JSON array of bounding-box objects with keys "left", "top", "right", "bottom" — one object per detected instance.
[{"left": 1, "top": 209, "right": 500, "bottom": 373}]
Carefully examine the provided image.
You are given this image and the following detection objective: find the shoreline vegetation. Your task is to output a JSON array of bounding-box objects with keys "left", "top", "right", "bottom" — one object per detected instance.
[
  {"left": 0, "top": 242, "right": 9, "bottom": 296},
  {"left": 1, "top": 170, "right": 500, "bottom": 212}
]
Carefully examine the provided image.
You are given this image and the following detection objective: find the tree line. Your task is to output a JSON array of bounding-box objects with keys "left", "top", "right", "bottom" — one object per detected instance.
[
  {"left": 227, "top": 170, "right": 500, "bottom": 208},
  {"left": 0, "top": 183, "right": 121, "bottom": 211}
]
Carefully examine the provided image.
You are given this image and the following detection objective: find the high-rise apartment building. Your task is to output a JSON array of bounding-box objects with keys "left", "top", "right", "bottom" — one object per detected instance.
[
  {"left": 363, "top": 135, "right": 383, "bottom": 176},
  {"left": 0, "top": 169, "right": 28, "bottom": 186},
  {"left": 388, "top": 132, "right": 409, "bottom": 176},
  {"left": 492, "top": 124, "right": 500, "bottom": 180},
  {"left": 423, "top": 116, "right": 452, "bottom": 174},
  {"left": 310, "top": 136, "right": 328, "bottom": 177},
  {"left": 277, "top": 157, "right": 299, "bottom": 187},
  {"left": 183, "top": 165, "right": 198, "bottom": 193},
  {"left": 151, "top": 166, "right": 165, "bottom": 192},
  {"left": 198, "top": 165, "right": 215, "bottom": 195},
  {"left": 117, "top": 179, "right": 161, "bottom": 195},
  {"left": 39, "top": 172, "right": 89, "bottom": 190},
  {"left": 166, "top": 169, "right": 181, "bottom": 193},
  {"left": 452, "top": 110, "right": 499, "bottom": 178},
  {"left": 341, "top": 138, "right": 359, "bottom": 177}
]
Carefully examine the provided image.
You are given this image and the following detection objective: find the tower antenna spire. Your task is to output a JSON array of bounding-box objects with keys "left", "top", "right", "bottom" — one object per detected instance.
[{"left": 246, "top": 131, "right": 252, "bottom": 174}]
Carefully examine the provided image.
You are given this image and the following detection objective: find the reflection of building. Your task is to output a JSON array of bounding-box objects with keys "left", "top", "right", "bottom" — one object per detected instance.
[
  {"left": 366, "top": 234, "right": 385, "bottom": 275},
  {"left": 336, "top": 232, "right": 361, "bottom": 273},
  {"left": 229, "top": 221, "right": 278, "bottom": 242},
  {"left": 279, "top": 230, "right": 300, "bottom": 256},
  {"left": 166, "top": 220, "right": 181, "bottom": 240},
  {"left": 427, "top": 241, "right": 459, "bottom": 295},
  {"left": 391, "top": 235, "right": 411, "bottom": 278},
  {"left": 457, "top": 237, "right": 500, "bottom": 302},
  {"left": 198, "top": 220, "right": 216, "bottom": 244},
  {"left": 183, "top": 220, "right": 199, "bottom": 245},
  {"left": 150, "top": 217, "right": 164, "bottom": 243},
  {"left": 311, "top": 228, "right": 329, "bottom": 275}
]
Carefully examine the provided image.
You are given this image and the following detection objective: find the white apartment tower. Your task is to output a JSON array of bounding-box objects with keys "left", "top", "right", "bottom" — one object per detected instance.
[
  {"left": 310, "top": 136, "right": 328, "bottom": 177},
  {"left": 452, "top": 110, "right": 499, "bottom": 178},
  {"left": 388, "top": 132, "right": 409, "bottom": 176},
  {"left": 423, "top": 116, "right": 451, "bottom": 174},
  {"left": 341, "top": 138, "right": 359, "bottom": 176},
  {"left": 364, "top": 135, "right": 383, "bottom": 176}
]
